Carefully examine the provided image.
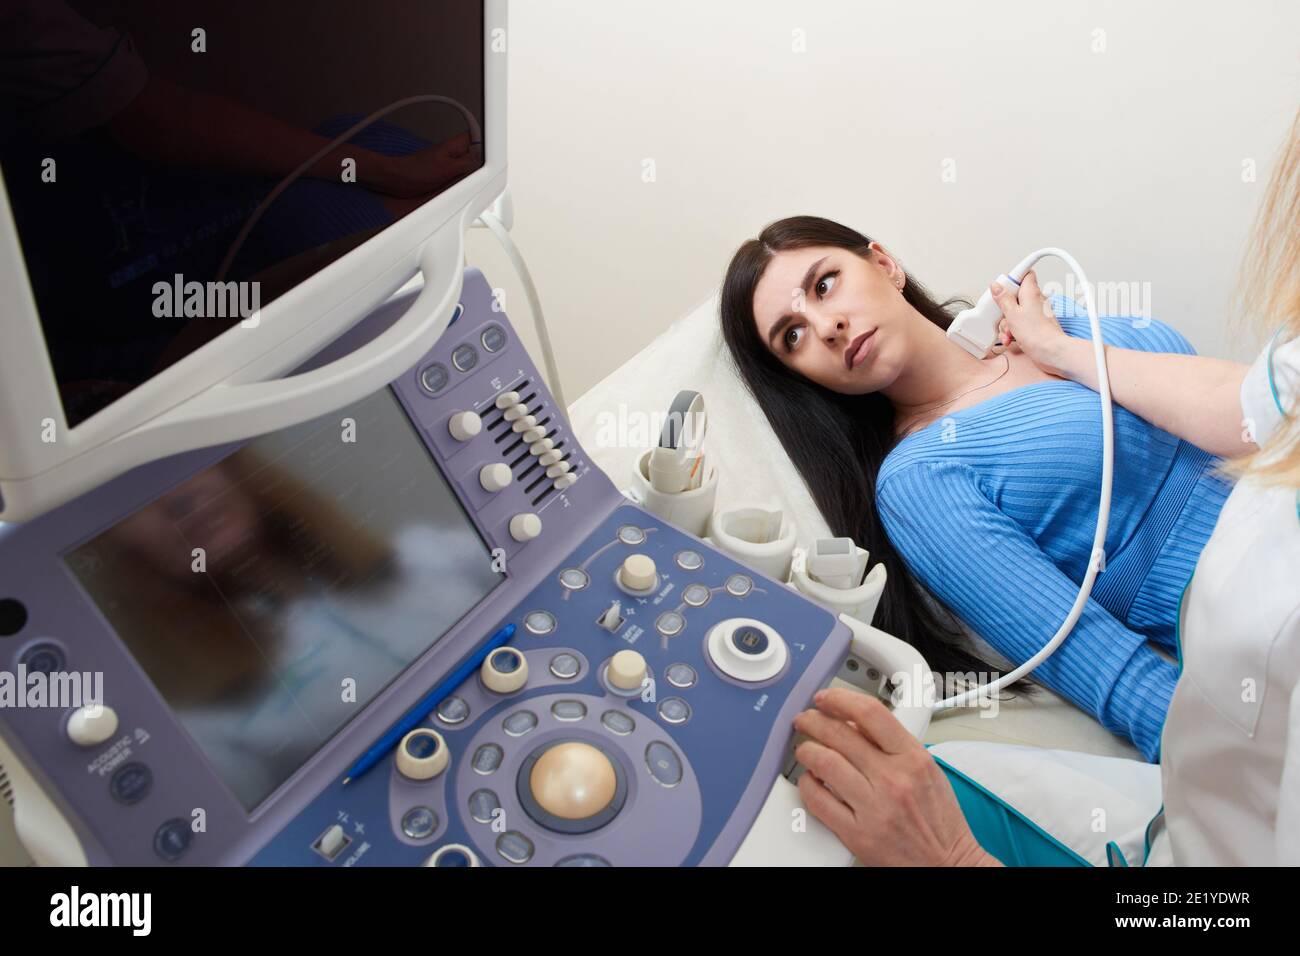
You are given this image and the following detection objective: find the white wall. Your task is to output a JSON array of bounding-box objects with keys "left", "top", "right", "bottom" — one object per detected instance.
[{"left": 467, "top": 0, "right": 1300, "bottom": 404}]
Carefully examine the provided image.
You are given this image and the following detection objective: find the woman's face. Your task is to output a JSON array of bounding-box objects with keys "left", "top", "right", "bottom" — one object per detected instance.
[{"left": 751, "top": 242, "right": 914, "bottom": 395}]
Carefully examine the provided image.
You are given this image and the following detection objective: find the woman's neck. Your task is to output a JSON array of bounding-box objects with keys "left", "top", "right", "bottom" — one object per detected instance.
[{"left": 883, "top": 316, "right": 996, "bottom": 414}]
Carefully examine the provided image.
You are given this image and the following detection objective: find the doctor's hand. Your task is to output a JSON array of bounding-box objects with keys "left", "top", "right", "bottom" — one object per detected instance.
[
  {"left": 989, "top": 271, "right": 1072, "bottom": 377},
  {"left": 793, "top": 688, "right": 1001, "bottom": 867}
]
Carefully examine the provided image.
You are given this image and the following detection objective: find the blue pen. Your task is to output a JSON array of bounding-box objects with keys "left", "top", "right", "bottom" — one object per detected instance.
[{"left": 342, "top": 621, "right": 516, "bottom": 785}]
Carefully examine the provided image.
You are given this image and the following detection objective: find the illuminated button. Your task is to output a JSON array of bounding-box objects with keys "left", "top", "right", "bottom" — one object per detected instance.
[
  {"left": 496, "top": 831, "right": 535, "bottom": 864},
  {"left": 452, "top": 344, "right": 478, "bottom": 372},
  {"left": 655, "top": 611, "right": 684, "bottom": 636},
  {"left": 675, "top": 549, "right": 704, "bottom": 570},
  {"left": 511, "top": 415, "right": 539, "bottom": 434},
  {"left": 425, "top": 844, "right": 479, "bottom": 867},
  {"left": 469, "top": 789, "right": 501, "bottom": 824},
  {"left": 528, "top": 742, "right": 617, "bottom": 821},
  {"left": 539, "top": 449, "right": 562, "bottom": 466},
  {"left": 618, "top": 525, "right": 647, "bottom": 545},
  {"left": 551, "top": 700, "right": 587, "bottom": 722},
  {"left": 472, "top": 743, "right": 504, "bottom": 774},
  {"left": 530, "top": 437, "right": 555, "bottom": 454},
  {"left": 559, "top": 568, "right": 589, "bottom": 590},
  {"left": 420, "top": 363, "right": 449, "bottom": 394},
  {"left": 481, "top": 324, "right": 507, "bottom": 352},
  {"left": 495, "top": 390, "right": 521, "bottom": 409},
  {"left": 666, "top": 663, "right": 697, "bottom": 688},
  {"left": 606, "top": 650, "right": 647, "bottom": 693},
  {"left": 510, "top": 513, "right": 542, "bottom": 542},
  {"left": 554, "top": 473, "right": 577, "bottom": 490},
  {"left": 66, "top": 704, "right": 119, "bottom": 748},
  {"left": 479, "top": 462, "right": 512, "bottom": 492},
  {"left": 314, "top": 824, "right": 350, "bottom": 861},
  {"left": 503, "top": 710, "right": 539, "bottom": 736},
  {"left": 601, "top": 710, "right": 635, "bottom": 735},
  {"left": 109, "top": 762, "right": 152, "bottom": 805},
  {"left": 550, "top": 653, "right": 581, "bottom": 679},
  {"left": 401, "top": 807, "right": 438, "bottom": 839},
  {"left": 153, "top": 819, "right": 193, "bottom": 862},
  {"left": 645, "top": 741, "right": 684, "bottom": 788},
  {"left": 725, "top": 574, "right": 753, "bottom": 596},
  {"left": 396, "top": 729, "right": 448, "bottom": 781},
  {"left": 436, "top": 696, "right": 470, "bottom": 725},
  {"left": 556, "top": 854, "right": 612, "bottom": 867},
  {"left": 447, "top": 410, "right": 482, "bottom": 441},
  {"left": 482, "top": 647, "right": 529, "bottom": 694},
  {"left": 658, "top": 697, "right": 691, "bottom": 724},
  {"left": 682, "top": 584, "right": 711, "bottom": 607},
  {"left": 618, "top": 554, "right": 657, "bottom": 591},
  {"left": 503, "top": 403, "right": 529, "bottom": 422},
  {"left": 545, "top": 461, "right": 572, "bottom": 479},
  {"left": 524, "top": 611, "right": 556, "bottom": 635}
]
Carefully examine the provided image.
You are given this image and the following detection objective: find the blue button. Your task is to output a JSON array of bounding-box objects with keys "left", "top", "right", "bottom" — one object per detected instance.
[
  {"left": 153, "top": 819, "right": 193, "bottom": 861},
  {"left": 549, "top": 653, "right": 581, "bottom": 679},
  {"left": 503, "top": 710, "right": 538, "bottom": 736},
  {"left": 404, "top": 731, "right": 441, "bottom": 758},
  {"left": 110, "top": 762, "right": 152, "bottom": 804},
  {"left": 402, "top": 806, "right": 438, "bottom": 839},
  {"left": 473, "top": 743, "right": 504, "bottom": 774},
  {"left": 480, "top": 324, "right": 507, "bottom": 352},
  {"left": 551, "top": 700, "right": 587, "bottom": 722},
  {"left": 436, "top": 696, "right": 470, "bottom": 725},
  {"left": 496, "top": 831, "right": 535, "bottom": 864},
  {"left": 19, "top": 642, "right": 64, "bottom": 675},
  {"left": 555, "top": 854, "right": 612, "bottom": 867},
  {"left": 419, "top": 363, "right": 449, "bottom": 394},
  {"left": 732, "top": 626, "right": 769, "bottom": 656},
  {"left": 469, "top": 789, "right": 501, "bottom": 824},
  {"left": 666, "top": 663, "right": 697, "bottom": 688},
  {"left": 658, "top": 697, "right": 691, "bottom": 724},
  {"left": 645, "top": 742, "right": 683, "bottom": 787},
  {"left": 433, "top": 847, "right": 474, "bottom": 867},
  {"left": 601, "top": 710, "right": 635, "bottom": 736},
  {"left": 491, "top": 649, "right": 523, "bottom": 674}
]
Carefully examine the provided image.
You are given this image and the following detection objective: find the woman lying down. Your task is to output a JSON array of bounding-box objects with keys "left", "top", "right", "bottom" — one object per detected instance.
[{"left": 720, "top": 216, "right": 1231, "bottom": 763}]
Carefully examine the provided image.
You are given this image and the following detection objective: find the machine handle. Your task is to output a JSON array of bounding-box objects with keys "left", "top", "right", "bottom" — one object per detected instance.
[
  {"left": 136, "top": 227, "right": 464, "bottom": 449},
  {"left": 837, "top": 612, "right": 934, "bottom": 740}
]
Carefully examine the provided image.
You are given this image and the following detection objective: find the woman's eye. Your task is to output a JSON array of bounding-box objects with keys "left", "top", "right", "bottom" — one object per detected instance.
[
  {"left": 815, "top": 271, "right": 838, "bottom": 297},
  {"left": 783, "top": 325, "right": 804, "bottom": 351}
]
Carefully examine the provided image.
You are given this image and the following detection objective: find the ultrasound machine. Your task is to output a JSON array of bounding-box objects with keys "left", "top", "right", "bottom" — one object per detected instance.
[{"left": 0, "top": 1, "right": 929, "bottom": 867}]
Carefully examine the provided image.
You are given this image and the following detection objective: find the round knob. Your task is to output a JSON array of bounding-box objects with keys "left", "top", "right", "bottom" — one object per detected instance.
[
  {"left": 607, "top": 650, "right": 647, "bottom": 692},
  {"left": 706, "top": 618, "right": 789, "bottom": 683},
  {"left": 618, "top": 554, "right": 657, "bottom": 591},
  {"left": 529, "top": 742, "right": 617, "bottom": 820},
  {"left": 66, "top": 705, "right": 118, "bottom": 748},
  {"left": 479, "top": 462, "right": 512, "bottom": 492},
  {"left": 481, "top": 647, "right": 529, "bottom": 693},
  {"left": 395, "top": 728, "right": 448, "bottom": 780},
  {"left": 424, "top": 844, "right": 479, "bottom": 867},
  {"left": 509, "top": 513, "right": 542, "bottom": 542},
  {"left": 447, "top": 411, "right": 482, "bottom": 442}
]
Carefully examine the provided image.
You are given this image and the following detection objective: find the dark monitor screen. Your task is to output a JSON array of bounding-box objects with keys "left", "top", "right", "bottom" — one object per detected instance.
[
  {"left": 0, "top": 0, "right": 486, "bottom": 427},
  {"left": 64, "top": 388, "right": 504, "bottom": 810}
]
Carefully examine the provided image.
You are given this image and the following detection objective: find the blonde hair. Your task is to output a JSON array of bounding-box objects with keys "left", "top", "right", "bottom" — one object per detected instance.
[{"left": 1219, "top": 106, "right": 1300, "bottom": 488}]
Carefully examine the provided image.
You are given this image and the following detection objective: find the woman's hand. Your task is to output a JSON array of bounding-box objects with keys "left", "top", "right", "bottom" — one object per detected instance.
[
  {"left": 366, "top": 132, "right": 481, "bottom": 198},
  {"left": 989, "top": 271, "right": 1072, "bottom": 376},
  {"left": 793, "top": 687, "right": 1000, "bottom": 867}
]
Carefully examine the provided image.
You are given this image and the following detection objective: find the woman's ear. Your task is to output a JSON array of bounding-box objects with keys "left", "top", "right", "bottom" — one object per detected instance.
[{"left": 867, "top": 241, "right": 904, "bottom": 288}]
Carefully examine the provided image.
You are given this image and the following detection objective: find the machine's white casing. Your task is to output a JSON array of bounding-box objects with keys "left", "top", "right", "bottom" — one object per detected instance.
[{"left": 0, "top": 0, "right": 508, "bottom": 523}]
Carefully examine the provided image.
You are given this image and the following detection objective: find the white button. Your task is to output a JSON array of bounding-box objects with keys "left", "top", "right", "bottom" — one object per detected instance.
[
  {"left": 447, "top": 411, "right": 481, "bottom": 442},
  {"left": 619, "top": 554, "right": 657, "bottom": 591},
  {"left": 482, "top": 647, "right": 529, "bottom": 694},
  {"left": 511, "top": 415, "right": 538, "bottom": 433},
  {"left": 495, "top": 391, "right": 520, "bottom": 409},
  {"left": 522, "top": 427, "right": 546, "bottom": 443},
  {"left": 395, "top": 729, "right": 449, "bottom": 781},
  {"left": 503, "top": 403, "right": 529, "bottom": 421},
  {"left": 607, "top": 650, "right": 647, "bottom": 692},
  {"left": 545, "top": 461, "right": 572, "bottom": 479},
  {"left": 510, "top": 513, "right": 542, "bottom": 542},
  {"left": 479, "top": 462, "right": 513, "bottom": 492},
  {"left": 554, "top": 473, "right": 577, "bottom": 490},
  {"left": 316, "top": 824, "right": 349, "bottom": 859},
  {"left": 538, "top": 450, "right": 561, "bottom": 466},
  {"left": 66, "top": 705, "right": 118, "bottom": 748},
  {"left": 530, "top": 437, "right": 555, "bottom": 454}
]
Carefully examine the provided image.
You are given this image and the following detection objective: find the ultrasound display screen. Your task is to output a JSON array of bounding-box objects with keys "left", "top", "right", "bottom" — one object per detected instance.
[
  {"left": 0, "top": 0, "right": 485, "bottom": 427},
  {"left": 64, "top": 389, "right": 504, "bottom": 810}
]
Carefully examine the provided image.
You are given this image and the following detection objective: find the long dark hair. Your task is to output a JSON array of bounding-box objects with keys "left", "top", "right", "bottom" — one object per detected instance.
[{"left": 720, "top": 215, "right": 1011, "bottom": 682}]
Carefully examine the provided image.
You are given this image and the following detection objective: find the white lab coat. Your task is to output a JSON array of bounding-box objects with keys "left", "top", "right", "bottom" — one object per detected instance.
[{"left": 930, "top": 328, "right": 1300, "bottom": 866}]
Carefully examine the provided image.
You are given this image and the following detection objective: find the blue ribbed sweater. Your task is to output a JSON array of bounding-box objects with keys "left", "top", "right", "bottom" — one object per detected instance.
[{"left": 876, "top": 296, "right": 1233, "bottom": 761}]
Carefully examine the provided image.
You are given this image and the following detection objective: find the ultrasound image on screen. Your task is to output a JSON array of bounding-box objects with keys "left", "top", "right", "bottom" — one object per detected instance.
[
  {"left": 65, "top": 389, "right": 504, "bottom": 810},
  {"left": 0, "top": 0, "right": 485, "bottom": 426}
]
